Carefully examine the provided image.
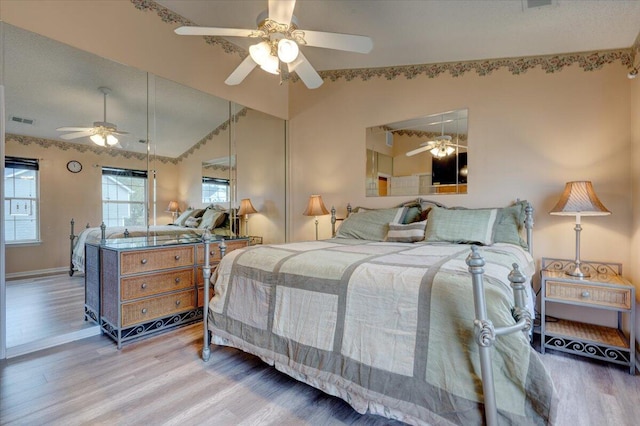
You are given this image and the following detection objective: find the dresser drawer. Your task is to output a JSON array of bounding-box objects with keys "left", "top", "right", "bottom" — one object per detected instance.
[
  {"left": 120, "top": 246, "right": 194, "bottom": 275},
  {"left": 121, "top": 268, "right": 194, "bottom": 301},
  {"left": 545, "top": 280, "right": 632, "bottom": 310},
  {"left": 197, "top": 240, "right": 248, "bottom": 264},
  {"left": 121, "top": 289, "right": 196, "bottom": 327}
]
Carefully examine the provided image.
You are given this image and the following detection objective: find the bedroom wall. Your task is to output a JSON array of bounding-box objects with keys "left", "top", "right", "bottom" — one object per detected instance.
[
  {"left": 630, "top": 67, "right": 640, "bottom": 351},
  {"left": 288, "top": 62, "right": 634, "bottom": 333},
  {"left": 3, "top": 139, "right": 178, "bottom": 276}
]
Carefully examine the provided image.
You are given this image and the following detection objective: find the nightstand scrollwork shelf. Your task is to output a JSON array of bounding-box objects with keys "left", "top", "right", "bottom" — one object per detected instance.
[{"left": 540, "top": 258, "right": 636, "bottom": 375}]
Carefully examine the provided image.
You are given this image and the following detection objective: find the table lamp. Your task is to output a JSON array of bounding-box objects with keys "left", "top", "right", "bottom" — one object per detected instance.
[
  {"left": 303, "top": 194, "right": 329, "bottom": 240},
  {"left": 166, "top": 200, "right": 180, "bottom": 222},
  {"left": 238, "top": 198, "right": 258, "bottom": 236},
  {"left": 550, "top": 181, "right": 610, "bottom": 277}
]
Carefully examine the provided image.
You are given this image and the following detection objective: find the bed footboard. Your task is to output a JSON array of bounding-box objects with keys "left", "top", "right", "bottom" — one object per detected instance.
[{"left": 466, "top": 246, "right": 532, "bottom": 426}]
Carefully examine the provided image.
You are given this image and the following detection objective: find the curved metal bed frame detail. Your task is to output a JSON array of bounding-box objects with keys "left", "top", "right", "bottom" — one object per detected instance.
[{"left": 200, "top": 201, "right": 535, "bottom": 426}]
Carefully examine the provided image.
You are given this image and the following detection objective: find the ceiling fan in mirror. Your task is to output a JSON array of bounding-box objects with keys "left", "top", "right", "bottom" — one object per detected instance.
[
  {"left": 56, "top": 86, "right": 129, "bottom": 147},
  {"left": 405, "top": 118, "right": 461, "bottom": 158},
  {"left": 173, "top": 0, "right": 373, "bottom": 89}
]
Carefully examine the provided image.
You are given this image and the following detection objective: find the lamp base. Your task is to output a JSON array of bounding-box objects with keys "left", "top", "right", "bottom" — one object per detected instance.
[{"left": 565, "top": 266, "right": 590, "bottom": 278}]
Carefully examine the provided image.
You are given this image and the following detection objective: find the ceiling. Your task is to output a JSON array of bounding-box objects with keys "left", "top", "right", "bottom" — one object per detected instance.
[
  {"left": 157, "top": 0, "right": 640, "bottom": 71},
  {"left": 4, "top": 1, "right": 640, "bottom": 158}
]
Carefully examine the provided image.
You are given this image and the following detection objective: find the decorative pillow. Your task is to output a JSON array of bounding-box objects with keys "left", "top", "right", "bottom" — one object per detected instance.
[
  {"left": 386, "top": 220, "right": 427, "bottom": 243},
  {"left": 493, "top": 200, "right": 529, "bottom": 249},
  {"left": 198, "top": 209, "right": 227, "bottom": 230},
  {"left": 424, "top": 205, "right": 498, "bottom": 245},
  {"left": 173, "top": 209, "right": 195, "bottom": 226},
  {"left": 336, "top": 207, "right": 410, "bottom": 241},
  {"left": 184, "top": 217, "right": 201, "bottom": 228}
]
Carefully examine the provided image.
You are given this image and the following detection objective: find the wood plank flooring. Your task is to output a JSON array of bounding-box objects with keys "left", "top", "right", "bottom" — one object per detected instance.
[
  {"left": 1, "top": 324, "right": 639, "bottom": 426},
  {"left": 5, "top": 274, "right": 97, "bottom": 348},
  {"left": 2, "top": 274, "right": 639, "bottom": 425}
]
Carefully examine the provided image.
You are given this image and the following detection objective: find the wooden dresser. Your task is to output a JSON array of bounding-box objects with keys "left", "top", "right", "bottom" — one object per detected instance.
[{"left": 85, "top": 235, "right": 248, "bottom": 348}]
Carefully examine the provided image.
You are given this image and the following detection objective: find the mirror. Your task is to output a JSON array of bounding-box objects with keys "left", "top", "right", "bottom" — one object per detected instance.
[
  {"left": 366, "top": 109, "right": 468, "bottom": 196},
  {"left": 2, "top": 23, "right": 287, "bottom": 353}
]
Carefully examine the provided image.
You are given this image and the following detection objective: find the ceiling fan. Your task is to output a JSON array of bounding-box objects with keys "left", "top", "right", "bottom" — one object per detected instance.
[
  {"left": 173, "top": 0, "right": 373, "bottom": 89},
  {"left": 56, "top": 86, "right": 129, "bottom": 147},
  {"left": 406, "top": 135, "right": 457, "bottom": 158}
]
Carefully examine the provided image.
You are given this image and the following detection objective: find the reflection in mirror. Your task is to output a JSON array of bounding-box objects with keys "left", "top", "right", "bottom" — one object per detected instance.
[{"left": 366, "top": 109, "right": 468, "bottom": 196}]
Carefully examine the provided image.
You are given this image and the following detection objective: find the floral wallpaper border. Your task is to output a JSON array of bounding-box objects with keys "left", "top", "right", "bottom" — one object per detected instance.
[
  {"left": 132, "top": 0, "right": 635, "bottom": 85},
  {"left": 5, "top": 108, "right": 248, "bottom": 165}
]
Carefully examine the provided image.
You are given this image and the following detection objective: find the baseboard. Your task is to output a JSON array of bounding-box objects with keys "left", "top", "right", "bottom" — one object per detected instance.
[
  {"left": 6, "top": 266, "right": 72, "bottom": 280},
  {"left": 6, "top": 326, "right": 101, "bottom": 358}
]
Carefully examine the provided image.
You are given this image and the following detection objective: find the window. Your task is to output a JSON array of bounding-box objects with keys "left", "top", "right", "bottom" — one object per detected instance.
[
  {"left": 102, "top": 167, "right": 147, "bottom": 227},
  {"left": 4, "top": 156, "right": 39, "bottom": 243},
  {"left": 202, "top": 177, "right": 229, "bottom": 204}
]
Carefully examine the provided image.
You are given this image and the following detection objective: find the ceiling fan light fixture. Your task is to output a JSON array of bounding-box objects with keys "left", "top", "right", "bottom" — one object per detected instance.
[
  {"left": 260, "top": 54, "right": 280, "bottom": 74},
  {"left": 90, "top": 133, "right": 107, "bottom": 147},
  {"left": 249, "top": 41, "right": 272, "bottom": 66},
  {"left": 277, "top": 38, "right": 299, "bottom": 63}
]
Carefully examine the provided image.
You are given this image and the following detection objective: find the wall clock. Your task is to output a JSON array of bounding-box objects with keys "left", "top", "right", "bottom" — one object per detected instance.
[{"left": 66, "top": 160, "right": 82, "bottom": 173}]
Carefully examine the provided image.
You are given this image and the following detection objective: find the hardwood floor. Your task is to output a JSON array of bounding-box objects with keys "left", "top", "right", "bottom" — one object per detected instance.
[
  {"left": 5, "top": 273, "right": 98, "bottom": 351},
  {"left": 3, "top": 275, "right": 638, "bottom": 424},
  {"left": 1, "top": 324, "right": 638, "bottom": 425}
]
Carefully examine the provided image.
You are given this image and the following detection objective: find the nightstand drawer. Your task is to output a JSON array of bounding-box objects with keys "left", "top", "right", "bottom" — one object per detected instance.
[
  {"left": 120, "top": 246, "right": 194, "bottom": 275},
  {"left": 121, "top": 268, "right": 194, "bottom": 301},
  {"left": 545, "top": 280, "right": 632, "bottom": 310},
  {"left": 121, "top": 289, "right": 196, "bottom": 326}
]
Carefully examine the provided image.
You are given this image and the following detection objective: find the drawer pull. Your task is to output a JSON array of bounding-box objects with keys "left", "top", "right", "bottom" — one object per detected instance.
[
  {"left": 175, "top": 255, "right": 181, "bottom": 261},
  {"left": 581, "top": 291, "right": 590, "bottom": 298},
  {"left": 210, "top": 250, "right": 216, "bottom": 256},
  {"left": 174, "top": 277, "right": 181, "bottom": 284},
  {"left": 140, "top": 258, "right": 147, "bottom": 265},
  {"left": 175, "top": 300, "right": 181, "bottom": 306},
  {"left": 141, "top": 308, "right": 148, "bottom": 314},
  {"left": 141, "top": 283, "right": 147, "bottom": 289}
]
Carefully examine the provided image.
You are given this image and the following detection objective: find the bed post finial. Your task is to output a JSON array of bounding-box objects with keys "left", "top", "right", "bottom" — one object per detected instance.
[
  {"left": 331, "top": 206, "right": 337, "bottom": 237},
  {"left": 508, "top": 263, "right": 533, "bottom": 334}
]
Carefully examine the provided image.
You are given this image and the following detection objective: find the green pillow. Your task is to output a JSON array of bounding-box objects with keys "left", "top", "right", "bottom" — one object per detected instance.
[
  {"left": 493, "top": 200, "right": 528, "bottom": 249},
  {"left": 424, "top": 206, "right": 498, "bottom": 245},
  {"left": 336, "top": 207, "right": 410, "bottom": 241}
]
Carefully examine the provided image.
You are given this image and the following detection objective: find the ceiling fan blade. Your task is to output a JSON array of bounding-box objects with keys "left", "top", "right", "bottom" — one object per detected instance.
[
  {"left": 56, "top": 126, "right": 92, "bottom": 132},
  {"left": 112, "top": 130, "right": 129, "bottom": 136},
  {"left": 269, "top": 0, "right": 296, "bottom": 25},
  {"left": 288, "top": 51, "right": 323, "bottom": 89},
  {"left": 406, "top": 146, "right": 430, "bottom": 157},
  {"left": 225, "top": 56, "right": 258, "bottom": 86},
  {"left": 60, "top": 130, "right": 94, "bottom": 140},
  {"left": 302, "top": 30, "right": 373, "bottom": 54},
  {"left": 174, "top": 26, "right": 255, "bottom": 37}
]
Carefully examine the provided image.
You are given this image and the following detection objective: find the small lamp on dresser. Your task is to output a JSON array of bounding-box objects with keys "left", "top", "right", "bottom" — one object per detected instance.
[
  {"left": 549, "top": 181, "right": 611, "bottom": 278},
  {"left": 166, "top": 200, "right": 180, "bottom": 222},
  {"left": 303, "top": 194, "right": 330, "bottom": 240},
  {"left": 238, "top": 198, "right": 258, "bottom": 236}
]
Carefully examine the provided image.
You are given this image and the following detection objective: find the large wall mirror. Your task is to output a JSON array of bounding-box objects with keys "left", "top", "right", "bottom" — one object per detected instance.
[
  {"left": 2, "top": 23, "right": 286, "bottom": 354},
  {"left": 365, "top": 109, "right": 468, "bottom": 197}
]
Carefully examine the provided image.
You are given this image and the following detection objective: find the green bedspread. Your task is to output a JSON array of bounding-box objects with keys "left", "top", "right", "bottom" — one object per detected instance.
[{"left": 209, "top": 239, "right": 557, "bottom": 425}]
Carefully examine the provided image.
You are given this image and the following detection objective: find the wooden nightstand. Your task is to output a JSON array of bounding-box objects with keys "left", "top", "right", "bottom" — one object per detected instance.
[{"left": 540, "top": 258, "right": 636, "bottom": 374}]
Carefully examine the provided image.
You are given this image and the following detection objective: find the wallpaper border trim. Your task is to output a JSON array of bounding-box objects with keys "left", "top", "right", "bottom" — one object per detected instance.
[{"left": 132, "top": 0, "right": 634, "bottom": 85}]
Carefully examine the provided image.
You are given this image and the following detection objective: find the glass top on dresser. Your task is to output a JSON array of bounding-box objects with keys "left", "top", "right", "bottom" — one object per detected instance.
[{"left": 89, "top": 234, "right": 245, "bottom": 250}]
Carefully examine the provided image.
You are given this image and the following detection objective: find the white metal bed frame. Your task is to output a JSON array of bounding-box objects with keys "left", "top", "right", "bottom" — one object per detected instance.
[{"left": 200, "top": 202, "right": 535, "bottom": 426}]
